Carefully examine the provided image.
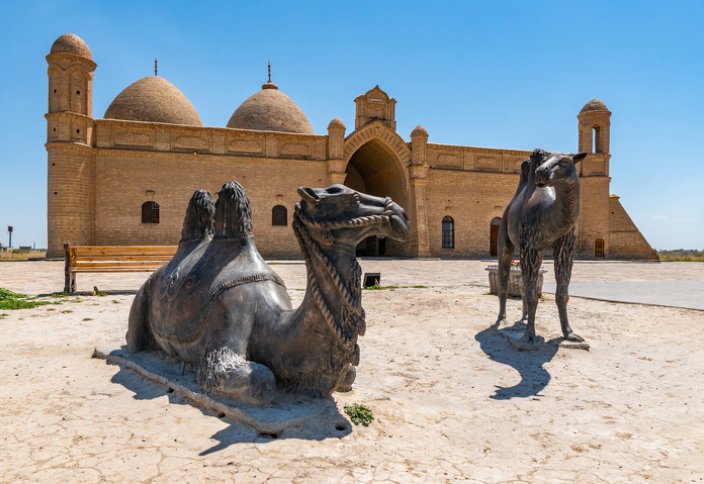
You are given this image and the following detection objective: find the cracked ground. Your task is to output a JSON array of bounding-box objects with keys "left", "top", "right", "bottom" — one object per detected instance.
[{"left": 1, "top": 260, "right": 703, "bottom": 482}]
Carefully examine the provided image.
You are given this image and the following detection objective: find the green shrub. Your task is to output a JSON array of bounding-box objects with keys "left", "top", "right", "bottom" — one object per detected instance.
[{"left": 344, "top": 403, "right": 374, "bottom": 427}]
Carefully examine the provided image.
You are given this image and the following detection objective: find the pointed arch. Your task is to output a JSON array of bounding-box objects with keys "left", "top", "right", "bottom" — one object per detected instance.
[
  {"left": 343, "top": 121, "right": 411, "bottom": 166},
  {"left": 343, "top": 121, "right": 411, "bottom": 257}
]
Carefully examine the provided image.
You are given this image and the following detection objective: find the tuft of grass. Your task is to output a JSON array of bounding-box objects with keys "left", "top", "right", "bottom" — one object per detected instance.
[
  {"left": 0, "top": 288, "right": 51, "bottom": 310},
  {"left": 0, "top": 288, "right": 82, "bottom": 310},
  {"left": 344, "top": 403, "right": 374, "bottom": 427},
  {"left": 82, "top": 317, "right": 93, "bottom": 321},
  {"left": 96, "top": 291, "right": 108, "bottom": 297}
]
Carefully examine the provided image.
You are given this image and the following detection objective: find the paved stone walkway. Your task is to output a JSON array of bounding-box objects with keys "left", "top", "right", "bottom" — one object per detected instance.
[
  {"left": 537, "top": 261, "right": 704, "bottom": 311},
  {"left": 543, "top": 280, "right": 704, "bottom": 311}
]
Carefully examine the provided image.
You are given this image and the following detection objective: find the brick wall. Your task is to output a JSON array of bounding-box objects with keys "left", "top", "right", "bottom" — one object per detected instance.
[
  {"left": 425, "top": 169, "right": 518, "bottom": 257},
  {"left": 92, "top": 150, "right": 327, "bottom": 258},
  {"left": 47, "top": 144, "right": 94, "bottom": 257},
  {"left": 608, "top": 196, "right": 658, "bottom": 260},
  {"left": 576, "top": 176, "right": 611, "bottom": 256}
]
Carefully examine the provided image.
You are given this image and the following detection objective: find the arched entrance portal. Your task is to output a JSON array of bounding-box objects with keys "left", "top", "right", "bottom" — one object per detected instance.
[{"left": 345, "top": 139, "right": 409, "bottom": 256}]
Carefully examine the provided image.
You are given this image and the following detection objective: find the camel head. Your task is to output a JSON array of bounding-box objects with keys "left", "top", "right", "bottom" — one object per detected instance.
[
  {"left": 534, "top": 151, "right": 587, "bottom": 188},
  {"left": 180, "top": 189, "right": 215, "bottom": 242},
  {"left": 213, "top": 181, "right": 253, "bottom": 239},
  {"left": 295, "top": 184, "right": 409, "bottom": 249}
]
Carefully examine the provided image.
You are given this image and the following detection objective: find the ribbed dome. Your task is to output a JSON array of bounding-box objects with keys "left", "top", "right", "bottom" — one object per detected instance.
[
  {"left": 104, "top": 76, "right": 202, "bottom": 125},
  {"left": 580, "top": 98, "right": 610, "bottom": 114},
  {"left": 227, "top": 81, "right": 313, "bottom": 134},
  {"left": 50, "top": 33, "right": 92, "bottom": 60}
]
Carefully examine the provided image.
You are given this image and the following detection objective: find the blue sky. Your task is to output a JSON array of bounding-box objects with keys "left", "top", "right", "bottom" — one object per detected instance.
[{"left": 0, "top": 0, "right": 702, "bottom": 250}]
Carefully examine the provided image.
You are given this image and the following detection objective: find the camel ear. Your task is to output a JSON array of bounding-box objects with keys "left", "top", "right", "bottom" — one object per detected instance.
[
  {"left": 297, "top": 187, "right": 320, "bottom": 205},
  {"left": 573, "top": 152, "right": 587, "bottom": 163}
]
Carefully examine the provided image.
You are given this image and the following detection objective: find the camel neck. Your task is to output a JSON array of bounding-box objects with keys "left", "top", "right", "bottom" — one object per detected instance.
[
  {"left": 290, "top": 214, "right": 364, "bottom": 347},
  {"left": 549, "top": 181, "right": 580, "bottom": 233}
]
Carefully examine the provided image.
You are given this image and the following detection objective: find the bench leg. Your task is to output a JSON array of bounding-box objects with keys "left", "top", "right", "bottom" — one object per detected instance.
[{"left": 64, "top": 271, "right": 76, "bottom": 294}]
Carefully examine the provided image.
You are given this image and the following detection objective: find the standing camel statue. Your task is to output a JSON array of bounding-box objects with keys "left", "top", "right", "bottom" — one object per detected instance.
[
  {"left": 127, "top": 181, "right": 409, "bottom": 405},
  {"left": 496, "top": 149, "right": 587, "bottom": 344}
]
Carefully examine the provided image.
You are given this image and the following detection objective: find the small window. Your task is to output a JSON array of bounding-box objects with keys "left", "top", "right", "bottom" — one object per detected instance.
[
  {"left": 272, "top": 205, "right": 287, "bottom": 226},
  {"left": 594, "top": 239, "right": 605, "bottom": 258},
  {"left": 141, "top": 201, "right": 160, "bottom": 224},
  {"left": 592, "top": 126, "right": 601, "bottom": 153},
  {"left": 442, "top": 216, "right": 454, "bottom": 249}
]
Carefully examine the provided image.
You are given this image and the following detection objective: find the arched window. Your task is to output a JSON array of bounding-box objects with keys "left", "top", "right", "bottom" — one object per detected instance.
[
  {"left": 141, "top": 201, "right": 160, "bottom": 224},
  {"left": 272, "top": 205, "right": 287, "bottom": 226},
  {"left": 594, "top": 238, "right": 605, "bottom": 258},
  {"left": 490, "top": 217, "right": 501, "bottom": 256},
  {"left": 442, "top": 216, "right": 454, "bottom": 249}
]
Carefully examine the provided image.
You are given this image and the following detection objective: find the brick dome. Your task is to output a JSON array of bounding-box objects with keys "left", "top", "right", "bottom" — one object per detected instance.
[
  {"left": 50, "top": 33, "right": 93, "bottom": 60},
  {"left": 579, "top": 99, "right": 610, "bottom": 114},
  {"left": 104, "top": 76, "right": 202, "bottom": 126},
  {"left": 227, "top": 81, "right": 313, "bottom": 134}
]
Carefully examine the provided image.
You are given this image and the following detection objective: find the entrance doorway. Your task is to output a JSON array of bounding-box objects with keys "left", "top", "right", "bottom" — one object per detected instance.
[
  {"left": 345, "top": 139, "right": 409, "bottom": 257},
  {"left": 490, "top": 217, "right": 501, "bottom": 256}
]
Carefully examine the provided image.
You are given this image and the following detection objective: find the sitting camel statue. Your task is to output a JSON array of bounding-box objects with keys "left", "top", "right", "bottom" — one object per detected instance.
[
  {"left": 496, "top": 148, "right": 587, "bottom": 344},
  {"left": 127, "top": 181, "right": 409, "bottom": 405}
]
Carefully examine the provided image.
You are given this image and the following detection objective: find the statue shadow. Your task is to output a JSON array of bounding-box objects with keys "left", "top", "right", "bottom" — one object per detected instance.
[
  {"left": 108, "top": 357, "right": 352, "bottom": 455},
  {"left": 474, "top": 321, "right": 559, "bottom": 400}
]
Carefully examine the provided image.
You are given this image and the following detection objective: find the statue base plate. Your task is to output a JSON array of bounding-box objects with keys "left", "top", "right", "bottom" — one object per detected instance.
[
  {"left": 93, "top": 346, "right": 348, "bottom": 436},
  {"left": 498, "top": 324, "right": 590, "bottom": 351}
]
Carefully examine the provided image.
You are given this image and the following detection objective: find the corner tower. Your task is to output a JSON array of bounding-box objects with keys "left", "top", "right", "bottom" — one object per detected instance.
[
  {"left": 45, "top": 33, "right": 96, "bottom": 257},
  {"left": 576, "top": 99, "right": 612, "bottom": 257}
]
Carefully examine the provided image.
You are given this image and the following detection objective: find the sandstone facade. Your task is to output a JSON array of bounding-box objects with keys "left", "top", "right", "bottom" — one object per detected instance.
[{"left": 45, "top": 34, "right": 657, "bottom": 260}]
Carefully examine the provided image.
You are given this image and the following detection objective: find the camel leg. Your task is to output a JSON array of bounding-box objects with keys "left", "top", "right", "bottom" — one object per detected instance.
[
  {"left": 496, "top": 221, "right": 514, "bottom": 325},
  {"left": 126, "top": 281, "right": 154, "bottom": 352},
  {"left": 335, "top": 366, "right": 356, "bottom": 392},
  {"left": 197, "top": 304, "right": 276, "bottom": 405},
  {"left": 335, "top": 343, "right": 360, "bottom": 392},
  {"left": 553, "top": 229, "right": 583, "bottom": 342},
  {"left": 520, "top": 235, "right": 543, "bottom": 344},
  {"left": 198, "top": 346, "right": 275, "bottom": 405}
]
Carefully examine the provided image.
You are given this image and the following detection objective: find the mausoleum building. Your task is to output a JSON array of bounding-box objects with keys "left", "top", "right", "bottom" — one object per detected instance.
[{"left": 45, "top": 33, "right": 657, "bottom": 260}]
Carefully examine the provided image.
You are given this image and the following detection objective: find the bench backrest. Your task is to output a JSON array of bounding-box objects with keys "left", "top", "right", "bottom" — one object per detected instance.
[{"left": 66, "top": 245, "right": 177, "bottom": 272}]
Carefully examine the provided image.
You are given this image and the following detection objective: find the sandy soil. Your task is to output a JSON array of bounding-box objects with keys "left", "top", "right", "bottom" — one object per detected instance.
[{"left": 0, "top": 260, "right": 702, "bottom": 482}]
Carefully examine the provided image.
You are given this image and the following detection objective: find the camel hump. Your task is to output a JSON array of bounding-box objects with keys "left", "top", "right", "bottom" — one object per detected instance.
[{"left": 180, "top": 189, "right": 215, "bottom": 243}]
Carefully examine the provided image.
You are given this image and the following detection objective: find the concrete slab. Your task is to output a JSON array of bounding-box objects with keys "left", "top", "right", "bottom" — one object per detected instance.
[
  {"left": 498, "top": 323, "right": 590, "bottom": 351},
  {"left": 92, "top": 346, "right": 349, "bottom": 437}
]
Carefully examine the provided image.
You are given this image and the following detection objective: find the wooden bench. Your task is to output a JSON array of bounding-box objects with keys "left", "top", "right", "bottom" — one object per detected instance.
[{"left": 64, "top": 243, "right": 177, "bottom": 293}]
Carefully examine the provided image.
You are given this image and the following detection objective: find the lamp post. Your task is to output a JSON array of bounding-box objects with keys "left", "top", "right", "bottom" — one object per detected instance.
[{"left": 7, "top": 225, "right": 13, "bottom": 249}]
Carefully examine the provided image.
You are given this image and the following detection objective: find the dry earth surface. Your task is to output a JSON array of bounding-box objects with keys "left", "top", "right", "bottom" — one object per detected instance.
[{"left": 0, "top": 260, "right": 702, "bottom": 482}]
